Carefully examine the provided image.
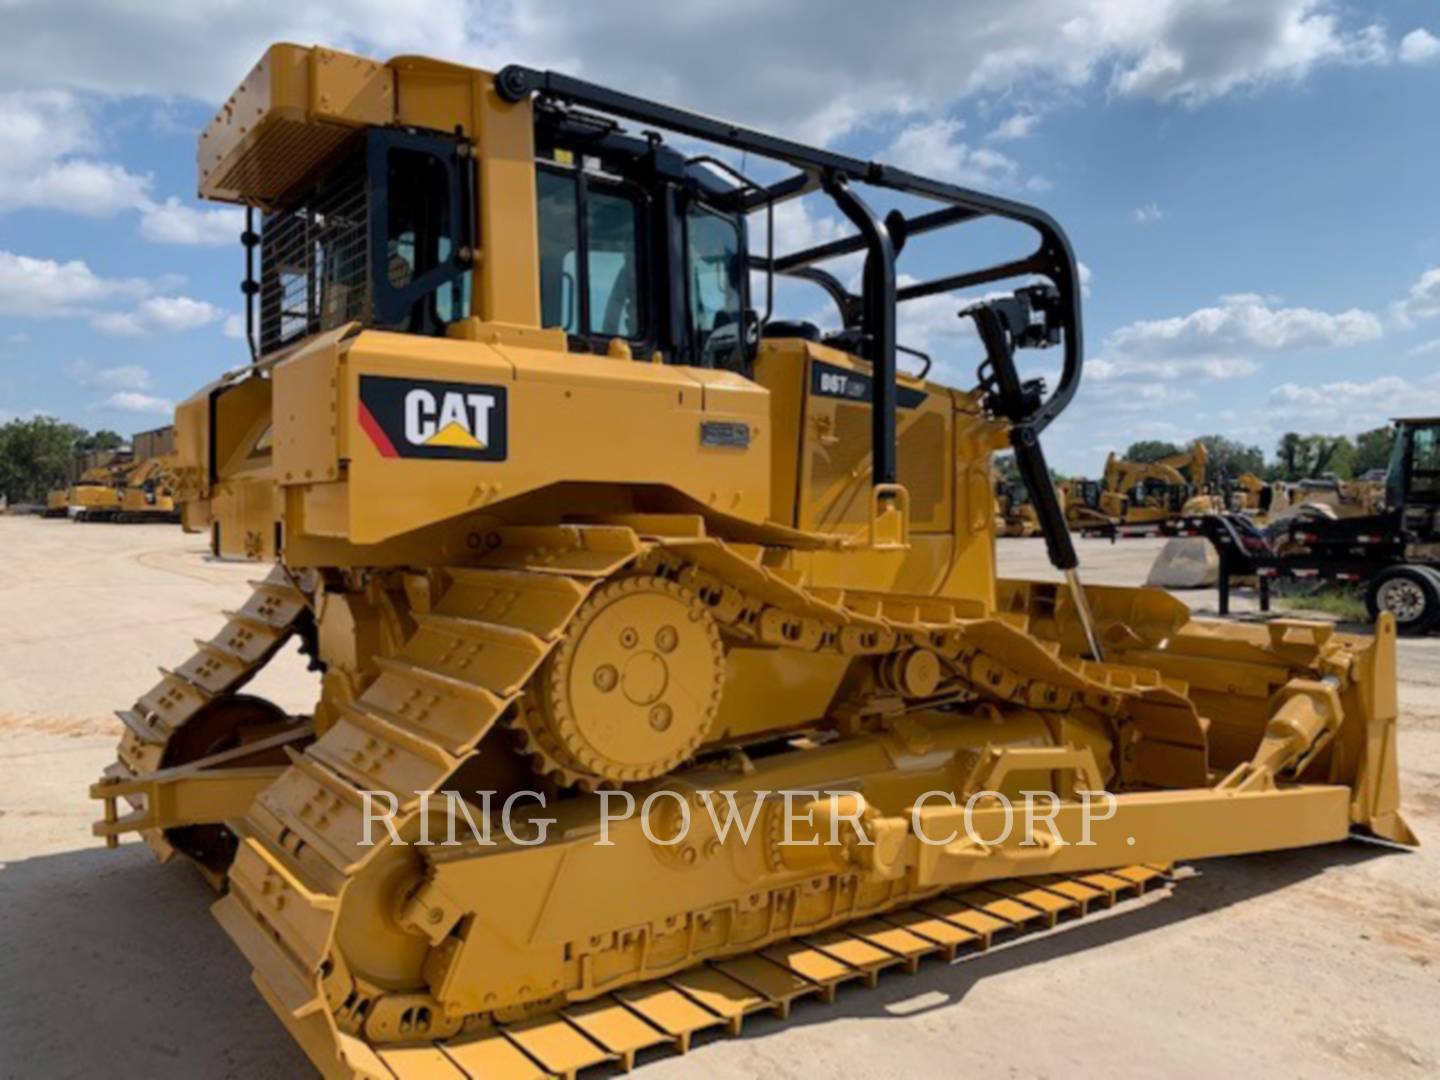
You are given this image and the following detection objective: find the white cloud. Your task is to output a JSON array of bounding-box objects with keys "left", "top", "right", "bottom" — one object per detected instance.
[
  {"left": 1083, "top": 380, "right": 1198, "bottom": 412},
  {"left": 1090, "top": 356, "right": 1258, "bottom": 381},
  {"left": 68, "top": 361, "right": 152, "bottom": 390},
  {"left": 750, "top": 198, "right": 846, "bottom": 256},
  {"left": 0, "top": 250, "right": 149, "bottom": 315},
  {"left": 1105, "top": 293, "right": 1382, "bottom": 362},
  {"left": 1107, "top": 2, "right": 1388, "bottom": 105},
  {"left": 1078, "top": 261, "right": 1093, "bottom": 299},
  {"left": 1134, "top": 202, "right": 1164, "bottom": 225},
  {"left": 0, "top": 90, "right": 150, "bottom": 215},
  {"left": 101, "top": 390, "right": 174, "bottom": 414},
  {"left": 222, "top": 313, "right": 246, "bottom": 340},
  {"left": 0, "top": 1, "right": 476, "bottom": 103},
  {"left": 138, "top": 197, "right": 246, "bottom": 245},
  {"left": 987, "top": 111, "right": 1040, "bottom": 142},
  {"left": 1398, "top": 28, "right": 1440, "bottom": 65},
  {"left": 1085, "top": 292, "right": 1382, "bottom": 401},
  {"left": 1267, "top": 373, "right": 1440, "bottom": 430},
  {"left": 1408, "top": 338, "right": 1440, "bottom": 358},
  {"left": 1393, "top": 267, "right": 1440, "bottom": 326},
  {"left": 886, "top": 119, "right": 1019, "bottom": 186},
  {"left": 0, "top": 1, "right": 1394, "bottom": 148},
  {"left": 92, "top": 296, "right": 223, "bottom": 337}
]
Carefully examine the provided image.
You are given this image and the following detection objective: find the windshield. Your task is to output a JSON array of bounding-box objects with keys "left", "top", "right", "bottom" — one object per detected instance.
[
  {"left": 687, "top": 205, "right": 744, "bottom": 369},
  {"left": 1408, "top": 423, "right": 1440, "bottom": 502}
]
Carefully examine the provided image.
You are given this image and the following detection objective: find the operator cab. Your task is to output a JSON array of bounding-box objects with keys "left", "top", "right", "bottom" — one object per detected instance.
[
  {"left": 529, "top": 111, "right": 750, "bottom": 369},
  {"left": 1387, "top": 417, "right": 1440, "bottom": 510}
]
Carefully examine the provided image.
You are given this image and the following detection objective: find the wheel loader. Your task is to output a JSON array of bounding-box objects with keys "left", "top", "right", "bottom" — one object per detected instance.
[{"left": 93, "top": 44, "right": 1415, "bottom": 1078}]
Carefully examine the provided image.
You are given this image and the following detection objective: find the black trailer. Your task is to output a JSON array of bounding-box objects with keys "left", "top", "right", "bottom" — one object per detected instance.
[{"left": 1162, "top": 416, "right": 1440, "bottom": 632}]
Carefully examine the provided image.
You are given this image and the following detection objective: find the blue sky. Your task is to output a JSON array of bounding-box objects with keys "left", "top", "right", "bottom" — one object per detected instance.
[{"left": 0, "top": 0, "right": 1437, "bottom": 474}]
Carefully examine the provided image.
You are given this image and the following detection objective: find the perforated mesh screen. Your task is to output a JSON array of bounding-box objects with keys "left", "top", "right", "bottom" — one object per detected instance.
[
  {"left": 258, "top": 154, "right": 370, "bottom": 353},
  {"left": 806, "top": 404, "right": 950, "bottom": 530},
  {"left": 900, "top": 411, "right": 947, "bottom": 524}
]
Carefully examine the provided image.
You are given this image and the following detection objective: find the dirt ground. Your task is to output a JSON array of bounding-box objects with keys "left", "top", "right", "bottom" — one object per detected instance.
[{"left": 1, "top": 516, "right": 1437, "bottom": 1079}]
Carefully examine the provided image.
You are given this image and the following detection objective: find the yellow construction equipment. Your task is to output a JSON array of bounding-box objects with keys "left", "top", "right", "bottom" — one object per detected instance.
[
  {"left": 63, "top": 457, "right": 132, "bottom": 521},
  {"left": 50, "top": 430, "right": 180, "bottom": 522},
  {"left": 93, "top": 44, "right": 1414, "bottom": 1078},
  {"left": 116, "top": 456, "right": 181, "bottom": 523},
  {"left": 1065, "top": 441, "right": 1211, "bottom": 532},
  {"left": 42, "top": 487, "right": 70, "bottom": 517},
  {"left": 994, "top": 473, "right": 1040, "bottom": 537}
]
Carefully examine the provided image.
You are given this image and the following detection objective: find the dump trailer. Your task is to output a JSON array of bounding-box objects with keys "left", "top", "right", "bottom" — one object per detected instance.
[{"left": 93, "top": 44, "right": 1415, "bottom": 1078}]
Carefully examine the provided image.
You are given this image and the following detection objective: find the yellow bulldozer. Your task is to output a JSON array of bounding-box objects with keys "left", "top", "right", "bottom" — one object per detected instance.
[{"left": 93, "top": 44, "right": 1414, "bottom": 1078}]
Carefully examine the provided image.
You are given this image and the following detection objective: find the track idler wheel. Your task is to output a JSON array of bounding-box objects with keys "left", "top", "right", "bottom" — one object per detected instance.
[
  {"left": 159, "top": 694, "right": 294, "bottom": 873},
  {"left": 513, "top": 575, "right": 725, "bottom": 787}
]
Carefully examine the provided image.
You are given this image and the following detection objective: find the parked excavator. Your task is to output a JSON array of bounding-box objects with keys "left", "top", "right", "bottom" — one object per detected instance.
[
  {"left": 1065, "top": 441, "right": 1212, "bottom": 534},
  {"left": 92, "top": 44, "right": 1414, "bottom": 1079},
  {"left": 115, "top": 456, "right": 181, "bottom": 523},
  {"left": 61, "top": 455, "right": 134, "bottom": 521}
]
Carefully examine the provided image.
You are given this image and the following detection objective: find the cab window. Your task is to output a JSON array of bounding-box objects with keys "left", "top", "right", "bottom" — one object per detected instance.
[
  {"left": 1411, "top": 424, "right": 1440, "bottom": 499},
  {"left": 536, "top": 165, "right": 644, "bottom": 341},
  {"left": 686, "top": 206, "right": 744, "bottom": 369}
]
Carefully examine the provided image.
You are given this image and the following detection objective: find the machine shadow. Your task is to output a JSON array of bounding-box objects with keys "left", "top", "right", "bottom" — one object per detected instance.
[
  {"left": 0, "top": 842, "right": 308, "bottom": 1079},
  {"left": 663, "top": 840, "right": 1404, "bottom": 1070},
  {"left": 0, "top": 838, "right": 1405, "bottom": 1079}
]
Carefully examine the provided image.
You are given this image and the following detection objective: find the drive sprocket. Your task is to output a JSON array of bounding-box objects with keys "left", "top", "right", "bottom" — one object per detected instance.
[{"left": 511, "top": 574, "right": 725, "bottom": 787}]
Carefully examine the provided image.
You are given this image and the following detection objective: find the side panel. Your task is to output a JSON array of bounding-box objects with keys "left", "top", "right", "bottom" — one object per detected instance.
[
  {"left": 939, "top": 405, "right": 1005, "bottom": 610},
  {"left": 751, "top": 341, "right": 809, "bottom": 528},
  {"left": 796, "top": 343, "right": 952, "bottom": 535},
  {"left": 338, "top": 331, "right": 771, "bottom": 545}
]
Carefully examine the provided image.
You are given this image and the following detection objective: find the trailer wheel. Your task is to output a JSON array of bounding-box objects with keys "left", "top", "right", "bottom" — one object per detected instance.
[{"left": 1365, "top": 565, "right": 1440, "bottom": 635}]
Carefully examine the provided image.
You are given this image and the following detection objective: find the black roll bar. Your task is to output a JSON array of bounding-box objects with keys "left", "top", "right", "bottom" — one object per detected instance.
[
  {"left": 825, "top": 175, "right": 898, "bottom": 486},
  {"left": 495, "top": 62, "right": 1085, "bottom": 456}
]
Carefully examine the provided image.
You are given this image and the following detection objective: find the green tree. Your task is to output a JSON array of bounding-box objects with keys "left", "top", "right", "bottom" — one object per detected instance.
[
  {"left": 0, "top": 416, "right": 88, "bottom": 503},
  {"left": 1352, "top": 424, "right": 1396, "bottom": 476},
  {"left": 1272, "top": 432, "right": 1356, "bottom": 481},
  {"left": 1195, "top": 433, "right": 1265, "bottom": 479},
  {"left": 77, "top": 429, "right": 125, "bottom": 453},
  {"left": 1326, "top": 435, "right": 1356, "bottom": 480},
  {"left": 993, "top": 452, "right": 1066, "bottom": 493},
  {"left": 1122, "top": 439, "right": 1182, "bottom": 463}
]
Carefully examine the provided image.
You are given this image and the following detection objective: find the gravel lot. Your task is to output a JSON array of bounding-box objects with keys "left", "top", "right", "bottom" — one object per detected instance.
[{"left": 1, "top": 516, "right": 1436, "bottom": 1079}]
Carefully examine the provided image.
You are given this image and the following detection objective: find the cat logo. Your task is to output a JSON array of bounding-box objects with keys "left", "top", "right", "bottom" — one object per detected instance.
[{"left": 358, "top": 375, "right": 509, "bottom": 461}]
